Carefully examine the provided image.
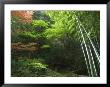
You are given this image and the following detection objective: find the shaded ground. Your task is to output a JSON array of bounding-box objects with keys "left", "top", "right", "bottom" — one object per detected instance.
[{"left": 11, "top": 42, "right": 88, "bottom": 77}]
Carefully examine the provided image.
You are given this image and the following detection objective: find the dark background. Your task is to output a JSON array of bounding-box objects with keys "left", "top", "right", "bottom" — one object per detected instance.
[{"left": 0, "top": 0, "right": 109, "bottom": 87}]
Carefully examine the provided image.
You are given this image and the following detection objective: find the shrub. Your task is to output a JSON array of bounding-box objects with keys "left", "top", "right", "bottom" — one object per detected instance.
[
  {"left": 11, "top": 58, "right": 48, "bottom": 77},
  {"left": 32, "top": 20, "right": 48, "bottom": 29}
]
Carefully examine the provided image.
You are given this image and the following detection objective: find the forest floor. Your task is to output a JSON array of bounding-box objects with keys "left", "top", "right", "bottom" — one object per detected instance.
[
  {"left": 11, "top": 42, "right": 88, "bottom": 77},
  {"left": 11, "top": 57, "right": 88, "bottom": 77}
]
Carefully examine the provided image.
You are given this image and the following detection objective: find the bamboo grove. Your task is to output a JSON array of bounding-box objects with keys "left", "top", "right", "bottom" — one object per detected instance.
[{"left": 11, "top": 10, "right": 100, "bottom": 77}]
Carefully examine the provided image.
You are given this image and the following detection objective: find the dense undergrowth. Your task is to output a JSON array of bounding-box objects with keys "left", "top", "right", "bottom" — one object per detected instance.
[
  {"left": 11, "top": 10, "right": 100, "bottom": 77},
  {"left": 11, "top": 58, "right": 79, "bottom": 77}
]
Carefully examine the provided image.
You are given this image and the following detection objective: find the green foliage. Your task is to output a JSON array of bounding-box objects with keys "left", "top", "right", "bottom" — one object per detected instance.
[
  {"left": 11, "top": 16, "right": 33, "bottom": 31},
  {"left": 11, "top": 16, "right": 21, "bottom": 30},
  {"left": 11, "top": 58, "right": 78, "bottom": 77},
  {"left": 40, "top": 45, "right": 50, "bottom": 49},
  {"left": 18, "top": 32, "right": 36, "bottom": 43},
  {"left": 43, "top": 28, "right": 64, "bottom": 40},
  {"left": 32, "top": 20, "right": 48, "bottom": 29},
  {"left": 75, "top": 11, "right": 100, "bottom": 40},
  {"left": 17, "top": 31, "right": 45, "bottom": 43},
  {"left": 11, "top": 10, "right": 100, "bottom": 77},
  {"left": 11, "top": 16, "right": 34, "bottom": 43},
  {"left": 32, "top": 11, "right": 54, "bottom": 27},
  {"left": 11, "top": 58, "right": 48, "bottom": 77}
]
